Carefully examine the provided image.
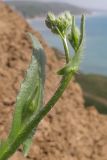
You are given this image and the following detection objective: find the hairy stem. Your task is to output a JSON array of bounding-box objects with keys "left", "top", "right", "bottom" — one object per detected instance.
[
  {"left": 62, "top": 36, "right": 70, "bottom": 63},
  {"left": 0, "top": 73, "right": 73, "bottom": 160},
  {"left": 55, "top": 27, "right": 70, "bottom": 63}
]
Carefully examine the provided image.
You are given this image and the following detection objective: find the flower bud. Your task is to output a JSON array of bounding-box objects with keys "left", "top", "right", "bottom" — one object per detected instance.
[
  {"left": 45, "top": 12, "right": 72, "bottom": 36},
  {"left": 45, "top": 12, "right": 56, "bottom": 29},
  {"left": 68, "top": 16, "right": 80, "bottom": 52}
]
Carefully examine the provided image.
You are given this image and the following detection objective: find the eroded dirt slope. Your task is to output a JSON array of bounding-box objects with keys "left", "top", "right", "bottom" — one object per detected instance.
[{"left": 0, "top": 2, "right": 107, "bottom": 160}]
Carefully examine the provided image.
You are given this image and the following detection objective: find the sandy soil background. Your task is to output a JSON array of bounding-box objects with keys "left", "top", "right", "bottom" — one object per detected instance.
[{"left": 0, "top": 2, "right": 107, "bottom": 160}]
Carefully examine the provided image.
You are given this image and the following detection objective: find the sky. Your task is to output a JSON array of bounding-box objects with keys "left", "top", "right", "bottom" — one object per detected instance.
[
  {"left": 5, "top": 0, "right": 107, "bottom": 10},
  {"left": 66, "top": 0, "right": 107, "bottom": 10}
]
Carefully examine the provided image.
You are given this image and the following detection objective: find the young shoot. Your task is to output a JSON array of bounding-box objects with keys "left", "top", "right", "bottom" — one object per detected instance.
[{"left": 0, "top": 11, "right": 85, "bottom": 160}]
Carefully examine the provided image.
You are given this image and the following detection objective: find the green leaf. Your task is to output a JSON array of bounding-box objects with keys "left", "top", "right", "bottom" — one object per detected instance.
[
  {"left": 78, "top": 15, "right": 85, "bottom": 50},
  {"left": 8, "top": 33, "right": 46, "bottom": 154},
  {"left": 23, "top": 136, "right": 33, "bottom": 157}
]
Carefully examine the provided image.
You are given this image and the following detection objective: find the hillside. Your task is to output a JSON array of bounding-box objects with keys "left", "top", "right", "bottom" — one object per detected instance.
[
  {"left": 6, "top": 1, "right": 90, "bottom": 18},
  {"left": 0, "top": 2, "right": 107, "bottom": 160}
]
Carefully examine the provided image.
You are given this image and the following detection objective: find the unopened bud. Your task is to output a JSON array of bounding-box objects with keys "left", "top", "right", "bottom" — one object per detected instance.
[
  {"left": 45, "top": 12, "right": 56, "bottom": 29},
  {"left": 45, "top": 12, "right": 73, "bottom": 36},
  {"left": 68, "top": 16, "right": 80, "bottom": 52}
]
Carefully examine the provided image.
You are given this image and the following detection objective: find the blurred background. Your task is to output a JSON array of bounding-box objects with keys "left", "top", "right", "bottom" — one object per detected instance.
[{"left": 4, "top": 0, "right": 107, "bottom": 114}]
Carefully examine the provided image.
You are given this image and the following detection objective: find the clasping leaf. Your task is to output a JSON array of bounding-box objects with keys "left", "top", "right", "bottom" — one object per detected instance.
[{"left": 8, "top": 33, "right": 46, "bottom": 156}]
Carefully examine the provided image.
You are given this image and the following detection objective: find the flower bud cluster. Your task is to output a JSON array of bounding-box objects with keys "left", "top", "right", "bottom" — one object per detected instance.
[
  {"left": 45, "top": 12, "right": 84, "bottom": 54},
  {"left": 45, "top": 12, "right": 72, "bottom": 35}
]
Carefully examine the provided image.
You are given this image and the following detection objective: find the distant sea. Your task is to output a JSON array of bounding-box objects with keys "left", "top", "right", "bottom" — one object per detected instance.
[{"left": 27, "top": 14, "right": 107, "bottom": 75}]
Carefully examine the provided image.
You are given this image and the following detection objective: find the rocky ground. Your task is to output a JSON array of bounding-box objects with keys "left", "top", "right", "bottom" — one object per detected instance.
[{"left": 0, "top": 2, "right": 107, "bottom": 160}]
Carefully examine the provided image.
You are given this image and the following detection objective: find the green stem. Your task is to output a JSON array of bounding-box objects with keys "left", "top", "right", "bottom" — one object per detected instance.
[
  {"left": 55, "top": 27, "right": 70, "bottom": 63},
  {"left": 0, "top": 73, "right": 73, "bottom": 160},
  {"left": 62, "top": 36, "right": 70, "bottom": 63}
]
